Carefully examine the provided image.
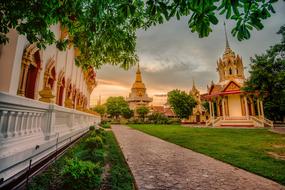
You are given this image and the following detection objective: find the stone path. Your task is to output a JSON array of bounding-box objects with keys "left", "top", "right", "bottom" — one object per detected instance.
[
  {"left": 270, "top": 127, "right": 285, "bottom": 134},
  {"left": 112, "top": 125, "right": 285, "bottom": 190}
]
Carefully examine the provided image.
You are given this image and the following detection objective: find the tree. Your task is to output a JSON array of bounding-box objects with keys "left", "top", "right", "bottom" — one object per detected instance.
[
  {"left": 105, "top": 96, "right": 129, "bottom": 119},
  {"left": 1, "top": 1, "right": 282, "bottom": 69},
  {"left": 136, "top": 106, "right": 149, "bottom": 121},
  {"left": 202, "top": 101, "right": 210, "bottom": 113},
  {"left": 91, "top": 105, "right": 106, "bottom": 118},
  {"left": 243, "top": 25, "right": 285, "bottom": 121},
  {"left": 148, "top": 112, "right": 169, "bottom": 124},
  {"left": 167, "top": 89, "right": 196, "bottom": 119},
  {"left": 121, "top": 107, "right": 134, "bottom": 119}
]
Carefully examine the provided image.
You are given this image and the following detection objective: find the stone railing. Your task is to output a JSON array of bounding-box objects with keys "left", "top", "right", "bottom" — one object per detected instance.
[
  {"left": 250, "top": 116, "right": 273, "bottom": 128},
  {"left": 205, "top": 118, "right": 213, "bottom": 126},
  {"left": 212, "top": 117, "right": 222, "bottom": 127},
  {"left": 263, "top": 117, "right": 274, "bottom": 128},
  {"left": 0, "top": 92, "right": 100, "bottom": 182}
]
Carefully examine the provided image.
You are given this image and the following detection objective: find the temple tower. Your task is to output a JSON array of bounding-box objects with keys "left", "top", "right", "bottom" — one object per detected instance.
[
  {"left": 126, "top": 64, "right": 152, "bottom": 111},
  {"left": 217, "top": 23, "right": 245, "bottom": 84}
]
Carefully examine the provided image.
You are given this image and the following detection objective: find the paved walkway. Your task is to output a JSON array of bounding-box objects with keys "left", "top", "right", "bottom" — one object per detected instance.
[
  {"left": 112, "top": 125, "right": 285, "bottom": 190},
  {"left": 270, "top": 127, "right": 285, "bottom": 134}
]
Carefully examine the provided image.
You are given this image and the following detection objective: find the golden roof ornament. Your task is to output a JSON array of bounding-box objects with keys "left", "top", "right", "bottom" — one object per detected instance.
[
  {"left": 223, "top": 22, "right": 235, "bottom": 57},
  {"left": 132, "top": 63, "right": 146, "bottom": 89}
]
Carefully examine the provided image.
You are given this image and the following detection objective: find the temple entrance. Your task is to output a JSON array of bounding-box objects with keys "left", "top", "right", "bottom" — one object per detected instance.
[
  {"left": 219, "top": 102, "right": 223, "bottom": 116},
  {"left": 196, "top": 115, "right": 200, "bottom": 123},
  {"left": 248, "top": 101, "right": 252, "bottom": 116},
  {"left": 17, "top": 45, "right": 41, "bottom": 99},
  {"left": 25, "top": 52, "right": 40, "bottom": 99},
  {"left": 56, "top": 72, "right": 65, "bottom": 106}
]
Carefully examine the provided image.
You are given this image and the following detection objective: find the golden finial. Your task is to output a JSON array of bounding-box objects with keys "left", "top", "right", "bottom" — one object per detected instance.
[{"left": 224, "top": 22, "right": 230, "bottom": 49}]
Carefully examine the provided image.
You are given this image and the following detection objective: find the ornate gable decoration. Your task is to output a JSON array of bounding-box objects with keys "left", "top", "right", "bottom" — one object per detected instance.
[{"left": 223, "top": 81, "right": 240, "bottom": 92}]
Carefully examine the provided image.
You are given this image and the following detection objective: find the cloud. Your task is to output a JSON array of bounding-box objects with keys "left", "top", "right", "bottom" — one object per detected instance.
[{"left": 92, "top": 2, "right": 285, "bottom": 104}]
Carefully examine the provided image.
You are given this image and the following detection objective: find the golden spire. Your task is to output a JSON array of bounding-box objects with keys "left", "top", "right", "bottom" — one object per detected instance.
[
  {"left": 132, "top": 63, "right": 145, "bottom": 89},
  {"left": 223, "top": 22, "right": 235, "bottom": 57},
  {"left": 191, "top": 78, "right": 199, "bottom": 95},
  {"left": 224, "top": 22, "right": 230, "bottom": 49},
  {"left": 135, "top": 63, "right": 142, "bottom": 82}
]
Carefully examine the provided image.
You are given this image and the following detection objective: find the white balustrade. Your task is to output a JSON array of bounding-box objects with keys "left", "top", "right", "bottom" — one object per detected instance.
[{"left": 0, "top": 92, "right": 100, "bottom": 181}]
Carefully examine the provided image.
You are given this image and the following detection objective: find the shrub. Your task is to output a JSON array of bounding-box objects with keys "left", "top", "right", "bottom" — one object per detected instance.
[
  {"left": 110, "top": 165, "right": 133, "bottom": 190},
  {"left": 89, "top": 125, "right": 95, "bottom": 130},
  {"left": 148, "top": 112, "right": 169, "bottom": 124},
  {"left": 90, "top": 128, "right": 105, "bottom": 137},
  {"left": 85, "top": 136, "right": 103, "bottom": 149},
  {"left": 168, "top": 118, "right": 181, "bottom": 124},
  {"left": 91, "top": 149, "right": 105, "bottom": 164},
  {"left": 61, "top": 158, "right": 102, "bottom": 190},
  {"left": 102, "top": 122, "right": 111, "bottom": 128},
  {"left": 100, "top": 120, "right": 108, "bottom": 125}
]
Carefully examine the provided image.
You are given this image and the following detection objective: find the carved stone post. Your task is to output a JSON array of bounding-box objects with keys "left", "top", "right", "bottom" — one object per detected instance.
[{"left": 17, "top": 61, "right": 29, "bottom": 96}]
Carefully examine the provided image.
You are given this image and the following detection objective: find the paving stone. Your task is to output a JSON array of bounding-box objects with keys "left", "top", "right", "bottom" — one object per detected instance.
[{"left": 112, "top": 125, "right": 285, "bottom": 190}]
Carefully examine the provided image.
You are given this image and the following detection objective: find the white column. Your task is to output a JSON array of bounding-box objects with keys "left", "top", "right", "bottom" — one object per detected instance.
[
  {"left": 209, "top": 101, "right": 212, "bottom": 119},
  {"left": 244, "top": 96, "right": 249, "bottom": 120},
  {"left": 222, "top": 97, "right": 225, "bottom": 120},
  {"left": 260, "top": 100, "right": 264, "bottom": 118},
  {"left": 212, "top": 101, "right": 215, "bottom": 119}
]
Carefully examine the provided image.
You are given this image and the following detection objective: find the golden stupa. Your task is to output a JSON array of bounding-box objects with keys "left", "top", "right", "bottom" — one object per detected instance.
[{"left": 126, "top": 64, "right": 152, "bottom": 110}]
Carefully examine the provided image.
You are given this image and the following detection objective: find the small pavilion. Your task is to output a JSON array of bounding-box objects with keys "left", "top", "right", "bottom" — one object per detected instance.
[{"left": 204, "top": 24, "right": 273, "bottom": 127}]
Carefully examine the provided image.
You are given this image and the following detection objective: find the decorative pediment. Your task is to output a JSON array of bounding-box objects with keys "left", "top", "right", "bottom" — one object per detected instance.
[
  {"left": 208, "top": 84, "right": 222, "bottom": 95},
  {"left": 223, "top": 81, "right": 240, "bottom": 92}
]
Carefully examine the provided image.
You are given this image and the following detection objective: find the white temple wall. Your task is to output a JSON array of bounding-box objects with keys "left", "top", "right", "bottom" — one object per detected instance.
[
  {"left": 0, "top": 24, "right": 99, "bottom": 183},
  {"left": 0, "top": 30, "right": 29, "bottom": 95},
  {"left": 228, "top": 95, "right": 242, "bottom": 117}
]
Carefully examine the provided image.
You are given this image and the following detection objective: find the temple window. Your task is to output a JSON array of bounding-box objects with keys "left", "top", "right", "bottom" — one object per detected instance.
[
  {"left": 229, "top": 68, "right": 232, "bottom": 75},
  {"left": 56, "top": 71, "right": 65, "bottom": 106},
  {"left": 17, "top": 44, "right": 41, "bottom": 99}
]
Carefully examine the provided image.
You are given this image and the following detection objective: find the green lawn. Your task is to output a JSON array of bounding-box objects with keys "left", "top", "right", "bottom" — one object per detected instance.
[{"left": 129, "top": 124, "right": 285, "bottom": 185}]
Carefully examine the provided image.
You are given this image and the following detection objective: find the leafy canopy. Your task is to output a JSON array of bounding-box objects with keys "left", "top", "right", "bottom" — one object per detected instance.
[
  {"left": 167, "top": 89, "right": 196, "bottom": 119},
  {"left": 91, "top": 105, "right": 106, "bottom": 117},
  {"left": 243, "top": 25, "right": 285, "bottom": 121},
  {"left": 121, "top": 107, "right": 134, "bottom": 119},
  {"left": 1, "top": 0, "right": 282, "bottom": 69},
  {"left": 136, "top": 106, "right": 150, "bottom": 120},
  {"left": 105, "top": 96, "right": 130, "bottom": 118}
]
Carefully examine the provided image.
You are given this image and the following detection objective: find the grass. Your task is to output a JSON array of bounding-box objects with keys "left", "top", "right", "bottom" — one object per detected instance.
[
  {"left": 106, "top": 132, "right": 135, "bottom": 190},
  {"left": 29, "top": 129, "right": 135, "bottom": 190},
  {"left": 129, "top": 124, "right": 285, "bottom": 185}
]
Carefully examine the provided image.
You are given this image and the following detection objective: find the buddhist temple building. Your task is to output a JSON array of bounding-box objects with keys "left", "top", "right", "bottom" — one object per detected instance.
[
  {"left": 0, "top": 25, "right": 100, "bottom": 183},
  {"left": 126, "top": 64, "right": 152, "bottom": 113},
  {"left": 204, "top": 24, "right": 273, "bottom": 127},
  {"left": 149, "top": 94, "right": 176, "bottom": 118},
  {"left": 186, "top": 80, "right": 209, "bottom": 124}
]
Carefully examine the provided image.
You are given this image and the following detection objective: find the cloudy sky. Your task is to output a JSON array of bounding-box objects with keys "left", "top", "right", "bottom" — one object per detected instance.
[{"left": 91, "top": 2, "right": 285, "bottom": 106}]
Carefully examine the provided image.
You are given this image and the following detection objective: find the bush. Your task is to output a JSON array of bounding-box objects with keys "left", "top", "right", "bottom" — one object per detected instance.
[
  {"left": 91, "top": 128, "right": 105, "bottom": 137},
  {"left": 91, "top": 149, "right": 105, "bottom": 164},
  {"left": 61, "top": 158, "right": 102, "bottom": 190},
  {"left": 110, "top": 165, "right": 133, "bottom": 190},
  {"left": 148, "top": 112, "right": 169, "bottom": 124},
  {"left": 101, "top": 122, "right": 111, "bottom": 128},
  {"left": 89, "top": 125, "right": 95, "bottom": 130},
  {"left": 100, "top": 120, "right": 109, "bottom": 125},
  {"left": 168, "top": 118, "right": 181, "bottom": 124},
  {"left": 85, "top": 136, "right": 104, "bottom": 149}
]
